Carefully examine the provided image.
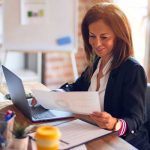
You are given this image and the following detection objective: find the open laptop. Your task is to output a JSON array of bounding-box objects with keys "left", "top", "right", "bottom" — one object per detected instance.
[{"left": 2, "top": 65, "right": 73, "bottom": 122}]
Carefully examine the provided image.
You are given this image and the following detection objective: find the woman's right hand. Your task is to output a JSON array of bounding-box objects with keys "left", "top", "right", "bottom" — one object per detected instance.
[{"left": 31, "top": 97, "right": 37, "bottom": 107}]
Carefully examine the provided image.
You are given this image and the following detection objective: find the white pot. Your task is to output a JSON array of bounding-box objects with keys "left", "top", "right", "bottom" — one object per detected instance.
[{"left": 7, "top": 136, "right": 28, "bottom": 150}]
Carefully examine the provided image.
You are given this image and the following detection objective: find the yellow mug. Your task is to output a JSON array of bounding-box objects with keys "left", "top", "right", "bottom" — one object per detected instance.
[{"left": 35, "top": 126, "right": 61, "bottom": 150}]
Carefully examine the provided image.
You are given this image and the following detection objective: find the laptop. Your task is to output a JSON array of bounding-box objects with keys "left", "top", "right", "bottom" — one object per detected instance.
[{"left": 2, "top": 65, "right": 73, "bottom": 122}]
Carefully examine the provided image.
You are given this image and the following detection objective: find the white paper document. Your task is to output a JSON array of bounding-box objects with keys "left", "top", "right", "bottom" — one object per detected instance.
[
  {"left": 32, "top": 90, "right": 101, "bottom": 114},
  {"left": 58, "top": 119, "right": 112, "bottom": 149},
  {"left": 31, "top": 119, "right": 112, "bottom": 150},
  {"left": 70, "top": 144, "right": 87, "bottom": 150}
]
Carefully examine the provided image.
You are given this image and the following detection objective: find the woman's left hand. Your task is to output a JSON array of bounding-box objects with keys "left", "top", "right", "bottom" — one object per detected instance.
[{"left": 89, "top": 111, "right": 117, "bottom": 130}]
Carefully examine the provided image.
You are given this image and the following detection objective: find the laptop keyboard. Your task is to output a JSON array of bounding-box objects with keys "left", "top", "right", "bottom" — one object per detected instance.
[
  {"left": 31, "top": 105, "right": 55, "bottom": 119},
  {"left": 5, "top": 93, "right": 33, "bottom": 100}
]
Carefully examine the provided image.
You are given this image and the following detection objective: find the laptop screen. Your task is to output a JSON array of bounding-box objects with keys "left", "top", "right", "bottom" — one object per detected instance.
[{"left": 2, "top": 65, "right": 32, "bottom": 118}]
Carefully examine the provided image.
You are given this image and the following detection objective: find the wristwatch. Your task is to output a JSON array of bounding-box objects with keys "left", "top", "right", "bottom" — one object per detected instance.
[{"left": 113, "top": 119, "right": 122, "bottom": 131}]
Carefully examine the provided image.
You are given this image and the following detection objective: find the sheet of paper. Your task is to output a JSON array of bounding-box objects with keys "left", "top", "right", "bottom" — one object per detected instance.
[
  {"left": 31, "top": 119, "right": 112, "bottom": 150},
  {"left": 54, "top": 119, "right": 111, "bottom": 149},
  {"left": 0, "top": 92, "right": 5, "bottom": 102},
  {"left": 32, "top": 90, "right": 101, "bottom": 114},
  {"left": 70, "top": 145, "right": 87, "bottom": 150},
  {"left": 31, "top": 142, "right": 87, "bottom": 150}
]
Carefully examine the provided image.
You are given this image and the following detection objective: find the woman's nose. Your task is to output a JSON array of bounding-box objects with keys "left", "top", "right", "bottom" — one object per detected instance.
[{"left": 93, "top": 38, "right": 102, "bottom": 47}]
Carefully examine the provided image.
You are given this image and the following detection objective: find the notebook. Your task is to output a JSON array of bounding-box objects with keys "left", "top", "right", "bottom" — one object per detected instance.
[{"left": 2, "top": 65, "right": 73, "bottom": 122}]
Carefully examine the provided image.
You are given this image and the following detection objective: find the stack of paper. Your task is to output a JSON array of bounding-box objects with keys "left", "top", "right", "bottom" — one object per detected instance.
[
  {"left": 58, "top": 119, "right": 112, "bottom": 149},
  {"left": 32, "top": 90, "right": 101, "bottom": 114},
  {"left": 31, "top": 119, "right": 112, "bottom": 150}
]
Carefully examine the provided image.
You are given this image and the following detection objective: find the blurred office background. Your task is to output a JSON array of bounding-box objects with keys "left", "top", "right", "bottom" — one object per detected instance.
[{"left": 0, "top": 0, "right": 150, "bottom": 90}]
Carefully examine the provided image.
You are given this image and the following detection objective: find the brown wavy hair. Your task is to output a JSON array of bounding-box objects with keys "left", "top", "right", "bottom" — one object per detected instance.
[{"left": 81, "top": 2, "right": 134, "bottom": 71}]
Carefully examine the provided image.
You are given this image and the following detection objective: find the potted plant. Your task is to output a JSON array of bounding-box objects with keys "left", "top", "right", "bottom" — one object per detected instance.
[
  {"left": 13, "top": 122, "right": 29, "bottom": 138},
  {"left": 7, "top": 122, "right": 31, "bottom": 150}
]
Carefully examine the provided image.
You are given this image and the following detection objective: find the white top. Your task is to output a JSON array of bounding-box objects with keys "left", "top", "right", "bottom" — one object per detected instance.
[{"left": 88, "top": 58, "right": 112, "bottom": 111}]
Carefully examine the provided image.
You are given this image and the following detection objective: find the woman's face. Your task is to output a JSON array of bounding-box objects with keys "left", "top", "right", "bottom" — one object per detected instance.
[{"left": 89, "top": 19, "right": 116, "bottom": 61}]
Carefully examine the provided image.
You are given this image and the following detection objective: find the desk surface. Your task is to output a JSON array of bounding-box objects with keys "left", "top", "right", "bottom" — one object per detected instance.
[{"left": 0, "top": 82, "right": 137, "bottom": 150}]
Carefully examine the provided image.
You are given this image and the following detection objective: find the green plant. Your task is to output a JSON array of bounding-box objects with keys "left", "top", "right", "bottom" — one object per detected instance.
[{"left": 12, "top": 122, "right": 31, "bottom": 139}]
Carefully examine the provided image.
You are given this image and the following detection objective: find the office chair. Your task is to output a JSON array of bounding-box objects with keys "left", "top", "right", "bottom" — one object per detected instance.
[{"left": 145, "top": 83, "right": 150, "bottom": 142}]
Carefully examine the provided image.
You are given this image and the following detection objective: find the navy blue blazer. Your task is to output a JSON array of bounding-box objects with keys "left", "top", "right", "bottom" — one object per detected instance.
[{"left": 60, "top": 57, "right": 150, "bottom": 149}]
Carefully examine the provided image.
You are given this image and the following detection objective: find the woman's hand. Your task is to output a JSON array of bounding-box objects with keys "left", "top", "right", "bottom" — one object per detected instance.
[
  {"left": 31, "top": 98, "right": 37, "bottom": 106},
  {"left": 89, "top": 111, "right": 117, "bottom": 130}
]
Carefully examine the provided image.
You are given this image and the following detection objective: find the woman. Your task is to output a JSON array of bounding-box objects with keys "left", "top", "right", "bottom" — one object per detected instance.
[{"left": 59, "top": 2, "right": 150, "bottom": 150}]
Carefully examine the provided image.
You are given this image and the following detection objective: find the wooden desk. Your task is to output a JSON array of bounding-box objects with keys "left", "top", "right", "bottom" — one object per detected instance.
[
  {"left": 0, "top": 83, "right": 136, "bottom": 150},
  {"left": 0, "top": 100, "right": 137, "bottom": 150}
]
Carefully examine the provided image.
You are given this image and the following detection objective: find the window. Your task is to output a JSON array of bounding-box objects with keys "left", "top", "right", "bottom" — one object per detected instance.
[{"left": 114, "top": 0, "right": 148, "bottom": 66}]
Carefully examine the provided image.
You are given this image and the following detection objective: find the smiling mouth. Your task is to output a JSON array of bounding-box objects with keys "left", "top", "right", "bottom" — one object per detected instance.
[{"left": 95, "top": 48, "right": 105, "bottom": 51}]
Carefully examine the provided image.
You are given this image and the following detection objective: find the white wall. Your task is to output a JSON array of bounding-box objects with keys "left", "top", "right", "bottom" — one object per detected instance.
[
  {"left": 0, "top": 4, "right": 24, "bottom": 71},
  {"left": 0, "top": 4, "right": 39, "bottom": 82},
  {"left": 4, "top": 52, "right": 24, "bottom": 70}
]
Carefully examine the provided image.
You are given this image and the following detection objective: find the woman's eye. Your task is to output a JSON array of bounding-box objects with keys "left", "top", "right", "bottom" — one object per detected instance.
[
  {"left": 101, "top": 36, "right": 108, "bottom": 40},
  {"left": 89, "top": 35, "right": 95, "bottom": 38}
]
